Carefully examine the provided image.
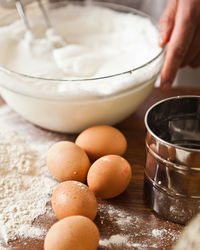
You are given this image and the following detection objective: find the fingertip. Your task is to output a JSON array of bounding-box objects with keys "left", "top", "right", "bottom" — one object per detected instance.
[
  {"left": 158, "top": 28, "right": 171, "bottom": 48},
  {"left": 158, "top": 31, "right": 166, "bottom": 47},
  {"left": 160, "top": 74, "right": 172, "bottom": 91},
  {"left": 159, "top": 35, "right": 163, "bottom": 46},
  {"left": 159, "top": 37, "right": 165, "bottom": 48}
]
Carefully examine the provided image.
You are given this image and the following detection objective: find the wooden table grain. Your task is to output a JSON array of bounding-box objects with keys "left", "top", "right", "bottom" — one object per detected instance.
[{"left": 1, "top": 87, "right": 200, "bottom": 250}]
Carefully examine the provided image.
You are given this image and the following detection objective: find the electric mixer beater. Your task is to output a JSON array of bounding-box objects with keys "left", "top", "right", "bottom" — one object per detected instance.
[
  {"left": 0, "top": 0, "right": 66, "bottom": 46},
  {"left": 0, "top": 0, "right": 51, "bottom": 30}
]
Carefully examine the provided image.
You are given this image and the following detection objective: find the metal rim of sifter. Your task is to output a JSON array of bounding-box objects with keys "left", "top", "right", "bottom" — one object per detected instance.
[{"left": 144, "top": 95, "right": 200, "bottom": 152}]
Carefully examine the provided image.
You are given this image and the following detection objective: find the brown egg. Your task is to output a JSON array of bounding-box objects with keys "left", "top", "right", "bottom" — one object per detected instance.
[
  {"left": 46, "top": 141, "right": 90, "bottom": 182},
  {"left": 44, "top": 215, "right": 100, "bottom": 250},
  {"left": 52, "top": 180, "right": 98, "bottom": 220},
  {"left": 75, "top": 125, "right": 127, "bottom": 161},
  {"left": 87, "top": 155, "right": 132, "bottom": 199}
]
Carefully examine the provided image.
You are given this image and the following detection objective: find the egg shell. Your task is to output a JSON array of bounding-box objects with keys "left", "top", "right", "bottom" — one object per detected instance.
[
  {"left": 87, "top": 155, "right": 132, "bottom": 199},
  {"left": 46, "top": 141, "right": 90, "bottom": 182},
  {"left": 75, "top": 125, "right": 127, "bottom": 161},
  {"left": 52, "top": 180, "right": 98, "bottom": 220},
  {"left": 44, "top": 215, "right": 100, "bottom": 250}
]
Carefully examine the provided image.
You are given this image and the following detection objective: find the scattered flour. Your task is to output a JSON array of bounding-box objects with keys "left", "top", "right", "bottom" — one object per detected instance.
[
  {"left": 0, "top": 105, "right": 62, "bottom": 248},
  {"left": 152, "top": 228, "right": 168, "bottom": 237},
  {"left": 100, "top": 234, "right": 129, "bottom": 246},
  {"left": 0, "top": 126, "right": 57, "bottom": 245},
  {"left": 98, "top": 202, "right": 182, "bottom": 249},
  {"left": 99, "top": 234, "right": 128, "bottom": 247}
]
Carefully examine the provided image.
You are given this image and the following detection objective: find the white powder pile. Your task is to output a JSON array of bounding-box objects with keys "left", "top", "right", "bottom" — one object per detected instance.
[
  {"left": 0, "top": 124, "right": 57, "bottom": 247},
  {"left": 0, "top": 104, "right": 74, "bottom": 249}
]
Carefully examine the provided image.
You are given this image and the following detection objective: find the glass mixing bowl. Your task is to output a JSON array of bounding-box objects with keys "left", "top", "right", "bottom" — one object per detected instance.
[{"left": 0, "top": 0, "right": 165, "bottom": 133}]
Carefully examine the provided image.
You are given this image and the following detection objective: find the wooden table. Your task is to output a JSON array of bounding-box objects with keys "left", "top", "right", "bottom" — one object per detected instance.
[{"left": 1, "top": 87, "right": 200, "bottom": 250}]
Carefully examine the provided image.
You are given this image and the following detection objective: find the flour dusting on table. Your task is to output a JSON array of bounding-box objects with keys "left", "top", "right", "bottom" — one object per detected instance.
[
  {"left": 0, "top": 105, "right": 71, "bottom": 249},
  {"left": 98, "top": 201, "right": 182, "bottom": 249},
  {"left": 0, "top": 126, "right": 57, "bottom": 246}
]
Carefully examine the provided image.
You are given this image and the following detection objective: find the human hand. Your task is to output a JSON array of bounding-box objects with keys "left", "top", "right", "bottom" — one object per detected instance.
[{"left": 159, "top": 0, "right": 200, "bottom": 90}]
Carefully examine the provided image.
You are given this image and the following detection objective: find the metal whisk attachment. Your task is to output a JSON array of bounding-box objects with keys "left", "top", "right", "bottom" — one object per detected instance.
[
  {"left": 15, "top": 0, "right": 52, "bottom": 32},
  {"left": 14, "top": 0, "right": 66, "bottom": 47}
]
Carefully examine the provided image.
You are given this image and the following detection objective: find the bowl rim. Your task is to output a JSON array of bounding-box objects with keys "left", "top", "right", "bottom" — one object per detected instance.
[
  {"left": 144, "top": 95, "right": 200, "bottom": 153},
  {"left": 0, "top": 0, "right": 165, "bottom": 83}
]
